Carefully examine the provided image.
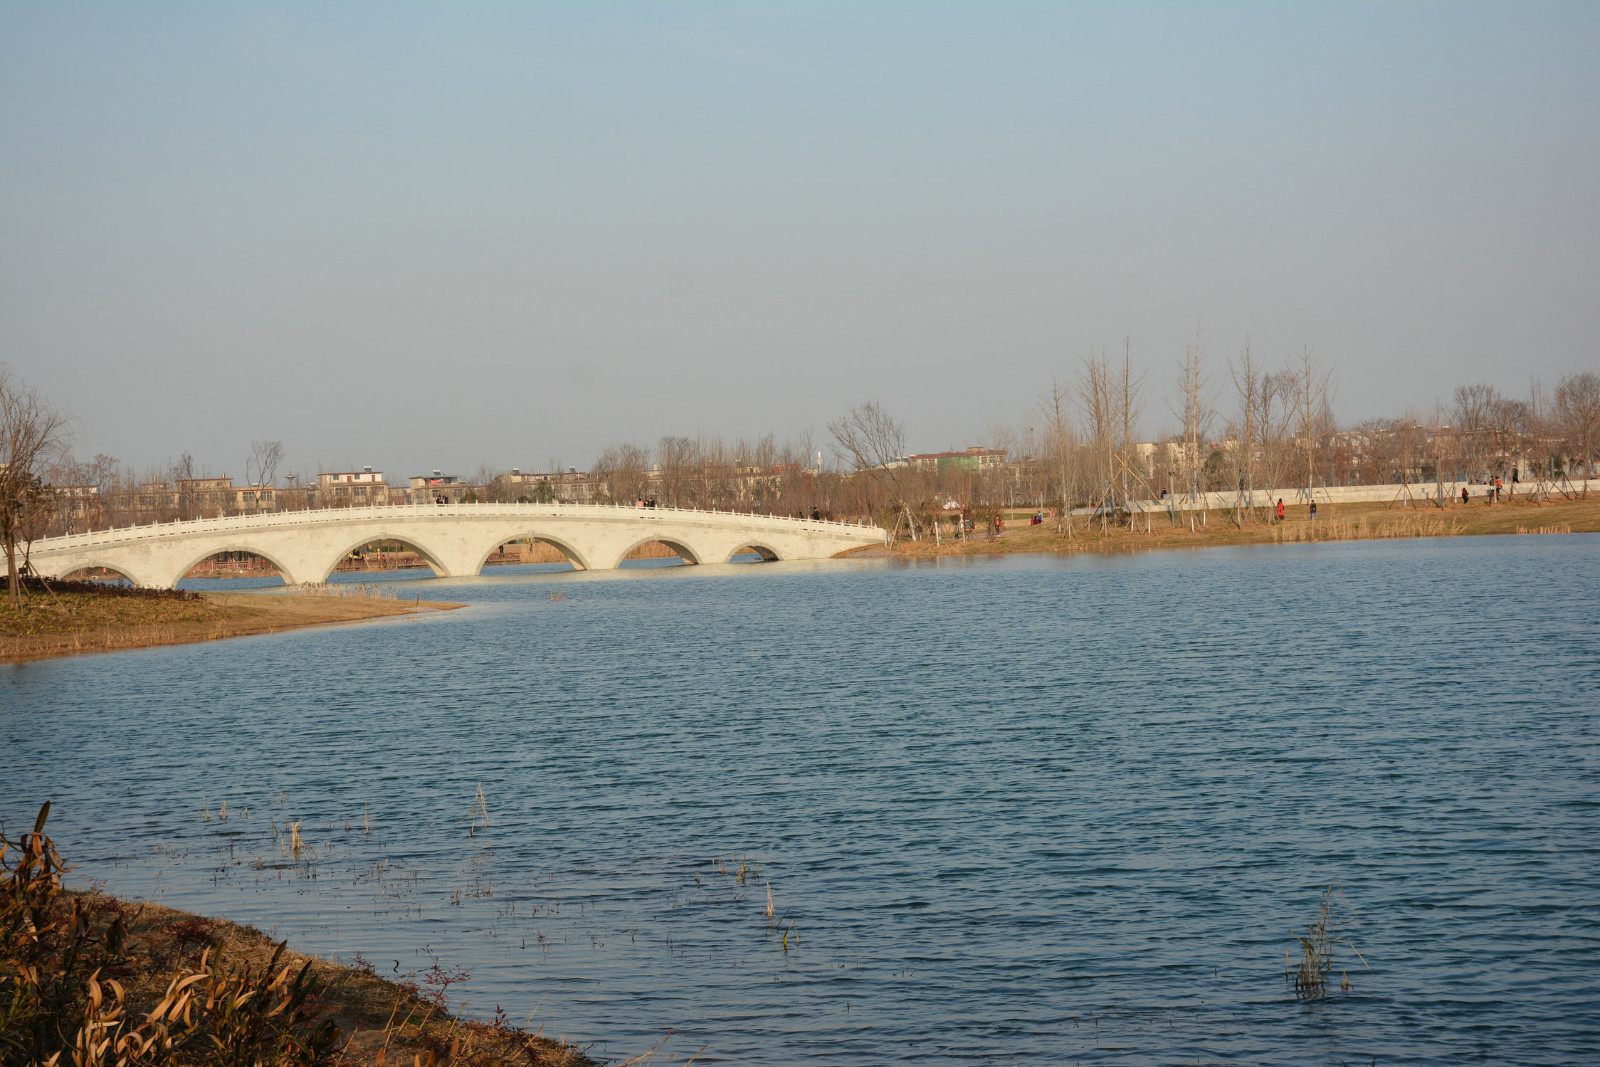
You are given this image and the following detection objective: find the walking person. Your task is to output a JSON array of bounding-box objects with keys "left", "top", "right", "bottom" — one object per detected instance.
[{"left": 1275, "top": 498, "right": 1285, "bottom": 523}]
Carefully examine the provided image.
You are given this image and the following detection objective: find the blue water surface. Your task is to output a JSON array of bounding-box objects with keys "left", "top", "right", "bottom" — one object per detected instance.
[{"left": 3, "top": 536, "right": 1597, "bottom": 1064}]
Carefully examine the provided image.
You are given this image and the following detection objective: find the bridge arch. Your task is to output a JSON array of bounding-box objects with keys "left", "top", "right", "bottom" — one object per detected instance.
[
  {"left": 612, "top": 535, "right": 702, "bottom": 569},
  {"left": 58, "top": 561, "right": 152, "bottom": 588},
  {"left": 171, "top": 545, "right": 297, "bottom": 587},
  {"left": 469, "top": 532, "right": 590, "bottom": 575},
  {"left": 320, "top": 533, "right": 452, "bottom": 583},
  {"left": 728, "top": 543, "right": 781, "bottom": 563}
]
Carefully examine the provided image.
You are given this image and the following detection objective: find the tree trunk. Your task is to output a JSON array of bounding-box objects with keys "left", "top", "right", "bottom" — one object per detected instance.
[{"left": 6, "top": 535, "right": 18, "bottom": 611}]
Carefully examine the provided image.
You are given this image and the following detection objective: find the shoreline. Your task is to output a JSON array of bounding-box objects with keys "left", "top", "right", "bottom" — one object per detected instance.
[
  {"left": 0, "top": 587, "right": 464, "bottom": 665},
  {"left": 842, "top": 494, "right": 1600, "bottom": 562},
  {"left": 4, "top": 801, "right": 598, "bottom": 1066},
  {"left": 64, "top": 891, "right": 599, "bottom": 1066}
]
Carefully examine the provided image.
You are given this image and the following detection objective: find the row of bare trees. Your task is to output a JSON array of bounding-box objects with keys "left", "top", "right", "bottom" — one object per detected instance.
[
  {"left": 586, "top": 433, "right": 857, "bottom": 518},
  {"left": 822, "top": 341, "right": 1596, "bottom": 537},
  {"left": 1017, "top": 337, "right": 1594, "bottom": 530},
  {"left": 6, "top": 347, "right": 1597, "bottom": 574}
]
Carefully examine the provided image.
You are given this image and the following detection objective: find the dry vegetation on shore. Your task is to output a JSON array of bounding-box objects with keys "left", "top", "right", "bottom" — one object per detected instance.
[
  {"left": 2, "top": 804, "right": 597, "bottom": 1066},
  {"left": 0, "top": 580, "right": 462, "bottom": 665},
  {"left": 850, "top": 494, "right": 1600, "bottom": 561}
]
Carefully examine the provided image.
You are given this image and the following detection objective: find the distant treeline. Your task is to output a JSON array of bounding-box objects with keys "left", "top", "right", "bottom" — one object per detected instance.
[{"left": 28, "top": 351, "right": 1600, "bottom": 539}]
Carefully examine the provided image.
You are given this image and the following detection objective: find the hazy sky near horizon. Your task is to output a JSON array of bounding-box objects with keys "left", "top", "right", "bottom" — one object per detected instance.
[{"left": 2, "top": 2, "right": 1596, "bottom": 478}]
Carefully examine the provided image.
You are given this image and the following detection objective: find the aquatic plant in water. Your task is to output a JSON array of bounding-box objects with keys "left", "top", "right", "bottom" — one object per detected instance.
[{"left": 1287, "top": 883, "right": 1369, "bottom": 998}]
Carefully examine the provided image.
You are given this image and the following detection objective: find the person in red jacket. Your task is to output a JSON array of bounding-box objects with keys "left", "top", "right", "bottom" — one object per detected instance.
[{"left": 1276, "top": 498, "right": 1285, "bottom": 522}]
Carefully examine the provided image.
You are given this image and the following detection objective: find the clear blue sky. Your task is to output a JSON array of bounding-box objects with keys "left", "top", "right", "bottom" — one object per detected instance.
[{"left": 2, "top": 2, "right": 1595, "bottom": 478}]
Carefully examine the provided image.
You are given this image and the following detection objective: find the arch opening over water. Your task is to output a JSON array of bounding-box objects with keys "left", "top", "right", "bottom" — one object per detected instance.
[
  {"left": 618, "top": 538, "right": 699, "bottom": 568},
  {"left": 175, "top": 548, "right": 289, "bottom": 587},
  {"left": 60, "top": 564, "right": 141, "bottom": 587},
  {"left": 729, "top": 544, "right": 781, "bottom": 563},
  {"left": 327, "top": 536, "right": 450, "bottom": 583},
  {"left": 474, "top": 535, "right": 588, "bottom": 575}
]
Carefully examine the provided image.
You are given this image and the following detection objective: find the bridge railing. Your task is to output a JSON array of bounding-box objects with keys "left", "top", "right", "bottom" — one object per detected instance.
[{"left": 31, "top": 501, "right": 884, "bottom": 552}]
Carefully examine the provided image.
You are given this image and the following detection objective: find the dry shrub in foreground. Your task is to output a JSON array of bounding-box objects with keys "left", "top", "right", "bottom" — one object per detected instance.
[{"left": 2, "top": 804, "right": 596, "bottom": 1067}]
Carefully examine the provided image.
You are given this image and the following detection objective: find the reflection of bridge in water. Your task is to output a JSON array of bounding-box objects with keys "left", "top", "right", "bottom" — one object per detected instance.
[{"left": 29, "top": 504, "right": 887, "bottom": 588}]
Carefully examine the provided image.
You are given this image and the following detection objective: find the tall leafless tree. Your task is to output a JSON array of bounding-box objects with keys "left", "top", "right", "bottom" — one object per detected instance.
[
  {"left": 1172, "top": 325, "right": 1214, "bottom": 518},
  {"left": 1285, "top": 345, "right": 1335, "bottom": 501},
  {"left": 1227, "top": 339, "right": 1265, "bottom": 523},
  {"left": 1036, "top": 373, "right": 1077, "bottom": 536},
  {"left": 591, "top": 442, "right": 652, "bottom": 505},
  {"left": 1556, "top": 371, "right": 1599, "bottom": 494},
  {"left": 829, "top": 401, "right": 915, "bottom": 538},
  {"left": 247, "top": 438, "right": 284, "bottom": 488},
  {"left": 0, "top": 367, "right": 71, "bottom": 608},
  {"left": 1451, "top": 383, "right": 1497, "bottom": 481}
]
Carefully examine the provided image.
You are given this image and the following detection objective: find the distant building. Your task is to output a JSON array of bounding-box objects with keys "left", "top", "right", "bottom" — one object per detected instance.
[
  {"left": 492, "top": 468, "right": 596, "bottom": 504},
  {"left": 905, "top": 447, "right": 1008, "bottom": 473},
  {"left": 49, "top": 484, "right": 101, "bottom": 521},
  {"left": 51, "top": 484, "right": 100, "bottom": 503},
  {"left": 317, "top": 467, "right": 387, "bottom": 506},
  {"left": 231, "top": 484, "right": 278, "bottom": 513},
  {"left": 176, "top": 476, "right": 236, "bottom": 516},
  {"left": 409, "top": 471, "right": 467, "bottom": 504}
]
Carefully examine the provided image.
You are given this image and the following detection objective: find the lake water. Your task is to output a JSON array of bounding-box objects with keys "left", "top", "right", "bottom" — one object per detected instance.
[{"left": 4, "top": 537, "right": 1598, "bottom": 1064}]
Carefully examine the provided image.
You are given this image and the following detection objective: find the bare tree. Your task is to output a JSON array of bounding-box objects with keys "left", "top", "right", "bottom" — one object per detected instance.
[
  {"left": 1077, "top": 346, "right": 1115, "bottom": 528},
  {"left": 1525, "top": 379, "right": 1554, "bottom": 501},
  {"left": 0, "top": 367, "right": 71, "bottom": 608},
  {"left": 656, "top": 435, "right": 697, "bottom": 507},
  {"left": 1171, "top": 325, "right": 1214, "bottom": 518},
  {"left": 829, "top": 401, "right": 915, "bottom": 538},
  {"left": 1285, "top": 345, "right": 1335, "bottom": 501},
  {"left": 1227, "top": 339, "right": 1265, "bottom": 523},
  {"left": 1426, "top": 402, "right": 1451, "bottom": 507},
  {"left": 1035, "top": 373, "right": 1077, "bottom": 536},
  {"left": 1078, "top": 340, "right": 1149, "bottom": 529},
  {"left": 591, "top": 443, "right": 652, "bottom": 505},
  {"left": 1256, "top": 370, "right": 1296, "bottom": 516},
  {"left": 1451, "top": 383, "right": 1497, "bottom": 481},
  {"left": 246, "top": 439, "right": 284, "bottom": 488},
  {"left": 1556, "top": 371, "right": 1599, "bottom": 494},
  {"left": 1114, "top": 338, "right": 1151, "bottom": 521},
  {"left": 470, "top": 462, "right": 507, "bottom": 502},
  {"left": 1387, "top": 413, "right": 1429, "bottom": 506}
]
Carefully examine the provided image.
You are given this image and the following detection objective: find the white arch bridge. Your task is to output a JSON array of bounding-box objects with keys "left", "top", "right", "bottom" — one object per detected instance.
[{"left": 27, "top": 504, "right": 887, "bottom": 588}]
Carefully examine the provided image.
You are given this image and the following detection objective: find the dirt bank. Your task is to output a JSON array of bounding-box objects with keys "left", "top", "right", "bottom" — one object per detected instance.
[
  {"left": 0, "top": 584, "right": 463, "bottom": 664},
  {"left": 845, "top": 494, "right": 1600, "bottom": 562},
  {"left": 75, "top": 894, "right": 599, "bottom": 1066},
  {"left": 4, "top": 802, "right": 597, "bottom": 1066}
]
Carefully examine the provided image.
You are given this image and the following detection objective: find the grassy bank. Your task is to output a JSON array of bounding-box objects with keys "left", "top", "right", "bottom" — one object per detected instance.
[
  {"left": 850, "top": 493, "right": 1600, "bottom": 561},
  {"left": 2, "top": 804, "right": 597, "bottom": 1066},
  {"left": 0, "top": 581, "right": 463, "bottom": 664}
]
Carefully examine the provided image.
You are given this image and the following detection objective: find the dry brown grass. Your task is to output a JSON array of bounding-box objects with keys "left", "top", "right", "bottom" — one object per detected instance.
[
  {"left": 3, "top": 804, "right": 597, "bottom": 1066},
  {"left": 0, "top": 585, "right": 462, "bottom": 664},
  {"left": 848, "top": 494, "right": 1600, "bottom": 562}
]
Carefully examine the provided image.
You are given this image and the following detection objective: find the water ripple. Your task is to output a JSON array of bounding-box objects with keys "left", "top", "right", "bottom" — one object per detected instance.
[{"left": 3, "top": 535, "right": 1598, "bottom": 1064}]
